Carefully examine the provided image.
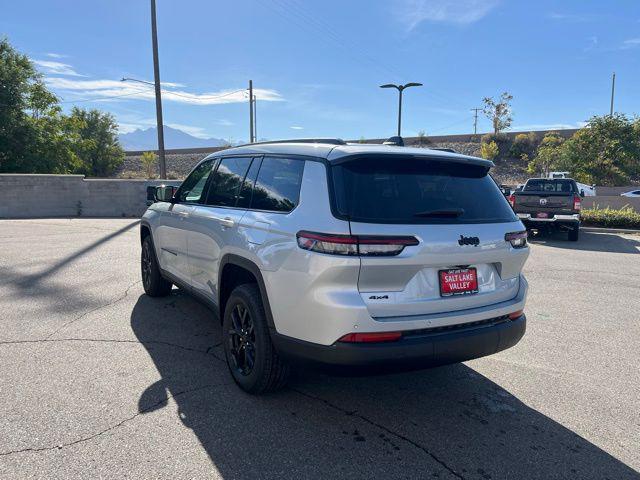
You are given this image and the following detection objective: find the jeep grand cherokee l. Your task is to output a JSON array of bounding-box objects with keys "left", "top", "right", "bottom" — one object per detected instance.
[{"left": 140, "top": 139, "right": 529, "bottom": 394}]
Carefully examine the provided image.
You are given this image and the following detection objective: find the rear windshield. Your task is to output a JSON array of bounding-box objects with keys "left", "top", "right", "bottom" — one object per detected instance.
[
  {"left": 331, "top": 156, "right": 517, "bottom": 224},
  {"left": 523, "top": 179, "right": 575, "bottom": 193}
]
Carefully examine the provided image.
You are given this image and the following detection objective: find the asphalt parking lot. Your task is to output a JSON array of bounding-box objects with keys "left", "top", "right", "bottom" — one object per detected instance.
[{"left": 0, "top": 219, "right": 639, "bottom": 479}]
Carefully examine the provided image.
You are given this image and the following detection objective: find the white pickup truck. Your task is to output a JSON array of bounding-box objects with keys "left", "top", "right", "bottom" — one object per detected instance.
[{"left": 548, "top": 172, "right": 595, "bottom": 196}]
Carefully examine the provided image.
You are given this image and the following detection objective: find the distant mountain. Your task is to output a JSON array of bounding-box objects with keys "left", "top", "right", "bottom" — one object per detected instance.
[{"left": 118, "top": 125, "right": 230, "bottom": 151}]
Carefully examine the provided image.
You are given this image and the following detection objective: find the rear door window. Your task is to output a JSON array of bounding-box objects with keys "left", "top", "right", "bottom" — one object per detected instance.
[
  {"left": 250, "top": 157, "right": 305, "bottom": 212},
  {"left": 332, "top": 156, "right": 517, "bottom": 224},
  {"left": 205, "top": 157, "right": 253, "bottom": 207}
]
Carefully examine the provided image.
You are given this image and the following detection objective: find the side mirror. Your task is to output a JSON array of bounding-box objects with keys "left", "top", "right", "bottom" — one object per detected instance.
[
  {"left": 580, "top": 189, "right": 585, "bottom": 198},
  {"left": 155, "top": 185, "right": 177, "bottom": 203}
]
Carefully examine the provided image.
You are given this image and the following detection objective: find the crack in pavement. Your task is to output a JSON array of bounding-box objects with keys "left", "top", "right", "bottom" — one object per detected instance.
[
  {"left": 0, "top": 382, "right": 229, "bottom": 457},
  {"left": 44, "top": 280, "right": 142, "bottom": 340},
  {"left": 291, "top": 388, "right": 465, "bottom": 480}
]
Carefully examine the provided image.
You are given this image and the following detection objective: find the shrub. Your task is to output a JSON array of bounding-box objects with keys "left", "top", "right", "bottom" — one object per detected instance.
[
  {"left": 140, "top": 151, "right": 157, "bottom": 179},
  {"left": 510, "top": 132, "right": 538, "bottom": 158},
  {"left": 481, "top": 133, "right": 503, "bottom": 145},
  {"left": 581, "top": 206, "right": 640, "bottom": 229},
  {"left": 481, "top": 141, "right": 499, "bottom": 160}
]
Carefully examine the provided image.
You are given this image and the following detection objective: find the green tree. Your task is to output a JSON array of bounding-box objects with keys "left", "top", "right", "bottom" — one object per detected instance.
[
  {"left": 68, "top": 107, "right": 124, "bottom": 177},
  {"left": 0, "top": 37, "right": 80, "bottom": 173},
  {"left": 526, "top": 133, "right": 565, "bottom": 176},
  {"left": 140, "top": 151, "right": 157, "bottom": 179},
  {"left": 482, "top": 92, "right": 513, "bottom": 134},
  {"left": 561, "top": 114, "right": 640, "bottom": 186},
  {"left": 480, "top": 140, "right": 499, "bottom": 160}
]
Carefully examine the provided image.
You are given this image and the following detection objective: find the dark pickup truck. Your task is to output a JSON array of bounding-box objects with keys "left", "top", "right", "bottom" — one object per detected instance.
[{"left": 508, "top": 178, "right": 582, "bottom": 241}]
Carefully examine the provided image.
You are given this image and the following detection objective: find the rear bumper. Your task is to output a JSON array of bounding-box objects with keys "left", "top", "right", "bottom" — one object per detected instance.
[
  {"left": 518, "top": 213, "right": 580, "bottom": 223},
  {"left": 272, "top": 314, "right": 526, "bottom": 372}
]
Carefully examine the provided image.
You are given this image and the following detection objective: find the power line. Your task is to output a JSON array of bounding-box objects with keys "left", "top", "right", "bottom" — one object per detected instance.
[
  {"left": 429, "top": 117, "right": 475, "bottom": 135},
  {"left": 163, "top": 88, "right": 247, "bottom": 101},
  {"left": 261, "top": 0, "right": 472, "bottom": 114},
  {"left": 59, "top": 86, "right": 247, "bottom": 105},
  {"left": 59, "top": 88, "right": 150, "bottom": 104}
]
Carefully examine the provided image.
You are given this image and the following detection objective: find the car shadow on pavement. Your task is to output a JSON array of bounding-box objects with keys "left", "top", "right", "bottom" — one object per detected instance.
[
  {"left": 529, "top": 230, "right": 640, "bottom": 254},
  {"left": 131, "top": 291, "right": 639, "bottom": 479}
]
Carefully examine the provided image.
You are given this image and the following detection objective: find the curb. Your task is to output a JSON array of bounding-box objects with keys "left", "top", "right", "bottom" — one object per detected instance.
[{"left": 581, "top": 226, "right": 640, "bottom": 235}]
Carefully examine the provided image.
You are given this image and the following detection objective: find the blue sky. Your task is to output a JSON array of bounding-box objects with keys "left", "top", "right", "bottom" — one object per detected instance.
[{"left": 2, "top": 0, "right": 639, "bottom": 142}]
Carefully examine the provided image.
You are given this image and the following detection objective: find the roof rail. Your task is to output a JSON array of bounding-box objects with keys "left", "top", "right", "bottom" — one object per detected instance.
[
  {"left": 431, "top": 147, "right": 458, "bottom": 153},
  {"left": 248, "top": 138, "right": 347, "bottom": 146}
]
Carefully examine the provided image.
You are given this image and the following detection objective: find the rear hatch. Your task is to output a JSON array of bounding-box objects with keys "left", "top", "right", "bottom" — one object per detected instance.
[{"left": 331, "top": 154, "right": 527, "bottom": 319}]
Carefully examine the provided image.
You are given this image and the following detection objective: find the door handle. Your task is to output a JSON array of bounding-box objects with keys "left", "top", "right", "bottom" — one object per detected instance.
[{"left": 219, "top": 217, "right": 235, "bottom": 228}]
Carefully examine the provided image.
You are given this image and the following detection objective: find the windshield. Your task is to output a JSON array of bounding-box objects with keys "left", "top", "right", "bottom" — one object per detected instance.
[
  {"left": 331, "top": 156, "right": 518, "bottom": 224},
  {"left": 523, "top": 179, "right": 576, "bottom": 193}
]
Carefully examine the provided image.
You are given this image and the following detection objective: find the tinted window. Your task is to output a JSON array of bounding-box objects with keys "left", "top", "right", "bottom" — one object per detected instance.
[
  {"left": 177, "top": 159, "right": 215, "bottom": 203},
  {"left": 332, "top": 156, "right": 517, "bottom": 224},
  {"left": 524, "top": 179, "right": 575, "bottom": 193},
  {"left": 250, "top": 157, "right": 305, "bottom": 212},
  {"left": 237, "top": 157, "right": 262, "bottom": 208},
  {"left": 206, "top": 157, "right": 252, "bottom": 207}
]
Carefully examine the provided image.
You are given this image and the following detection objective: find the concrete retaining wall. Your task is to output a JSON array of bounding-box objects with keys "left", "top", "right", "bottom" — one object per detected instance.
[
  {"left": 1, "top": 174, "right": 638, "bottom": 219},
  {"left": 582, "top": 196, "right": 640, "bottom": 212},
  {"left": 0, "top": 174, "right": 171, "bottom": 218}
]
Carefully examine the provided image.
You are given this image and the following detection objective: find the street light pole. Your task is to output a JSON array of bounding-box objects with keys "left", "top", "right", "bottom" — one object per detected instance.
[
  {"left": 379, "top": 82, "right": 422, "bottom": 137},
  {"left": 150, "top": 0, "right": 166, "bottom": 178}
]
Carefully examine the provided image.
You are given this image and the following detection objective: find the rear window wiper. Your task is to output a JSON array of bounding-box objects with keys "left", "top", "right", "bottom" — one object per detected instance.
[{"left": 413, "top": 208, "right": 464, "bottom": 218}]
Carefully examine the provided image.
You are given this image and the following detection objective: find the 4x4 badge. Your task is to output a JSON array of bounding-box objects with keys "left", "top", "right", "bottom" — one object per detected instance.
[{"left": 458, "top": 235, "right": 480, "bottom": 247}]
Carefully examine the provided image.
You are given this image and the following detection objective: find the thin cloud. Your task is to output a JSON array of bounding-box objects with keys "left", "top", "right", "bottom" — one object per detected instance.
[
  {"left": 33, "top": 60, "right": 85, "bottom": 77},
  {"left": 621, "top": 38, "right": 640, "bottom": 49},
  {"left": 45, "top": 77, "right": 283, "bottom": 105},
  {"left": 396, "top": 0, "right": 500, "bottom": 30},
  {"left": 548, "top": 12, "right": 597, "bottom": 23},
  {"left": 290, "top": 126, "right": 304, "bottom": 130},
  {"left": 45, "top": 53, "right": 68, "bottom": 59},
  {"left": 509, "top": 123, "right": 585, "bottom": 131}
]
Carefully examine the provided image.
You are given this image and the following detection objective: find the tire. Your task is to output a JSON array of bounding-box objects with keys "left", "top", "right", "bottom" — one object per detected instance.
[
  {"left": 223, "top": 283, "right": 290, "bottom": 394},
  {"left": 141, "top": 235, "right": 173, "bottom": 297},
  {"left": 568, "top": 225, "right": 579, "bottom": 242}
]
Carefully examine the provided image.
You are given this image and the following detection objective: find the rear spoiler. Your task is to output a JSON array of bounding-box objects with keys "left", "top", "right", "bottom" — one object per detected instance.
[{"left": 331, "top": 153, "right": 493, "bottom": 170}]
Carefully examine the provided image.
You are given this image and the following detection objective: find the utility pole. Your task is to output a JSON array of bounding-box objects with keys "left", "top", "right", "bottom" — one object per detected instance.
[
  {"left": 150, "top": 0, "right": 166, "bottom": 178},
  {"left": 253, "top": 96, "right": 257, "bottom": 141},
  {"left": 249, "top": 80, "right": 254, "bottom": 143},
  {"left": 610, "top": 72, "right": 616, "bottom": 116},
  {"left": 471, "top": 108, "right": 481, "bottom": 135}
]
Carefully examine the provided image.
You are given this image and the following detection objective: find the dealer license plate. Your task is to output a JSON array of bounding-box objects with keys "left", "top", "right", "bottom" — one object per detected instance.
[{"left": 439, "top": 268, "right": 479, "bottom": 297}]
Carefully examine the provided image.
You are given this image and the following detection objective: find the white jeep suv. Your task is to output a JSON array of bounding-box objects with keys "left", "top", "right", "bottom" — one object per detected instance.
[{"left": 140, "top": 139, "right": 529, "bottom": 394}]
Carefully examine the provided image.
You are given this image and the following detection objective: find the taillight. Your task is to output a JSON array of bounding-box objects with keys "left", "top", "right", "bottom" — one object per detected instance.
[
  {"left": 573, "top": 195, "right": 581, "bottom": 211},
  {"left": 508, "top": 310, "right": 524, "bottom": 320},
  {"left": 508, "top": 194, "right": 516, "bottom": 208},
  {"left": 296, "top": 231, "right": 418, "bottom": 256},
  {"left": 505, "top": 230, "right": 527, "bottom": 248},
  {"left": 338, "top": 331, "right": 402, "bottom": 343}
]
